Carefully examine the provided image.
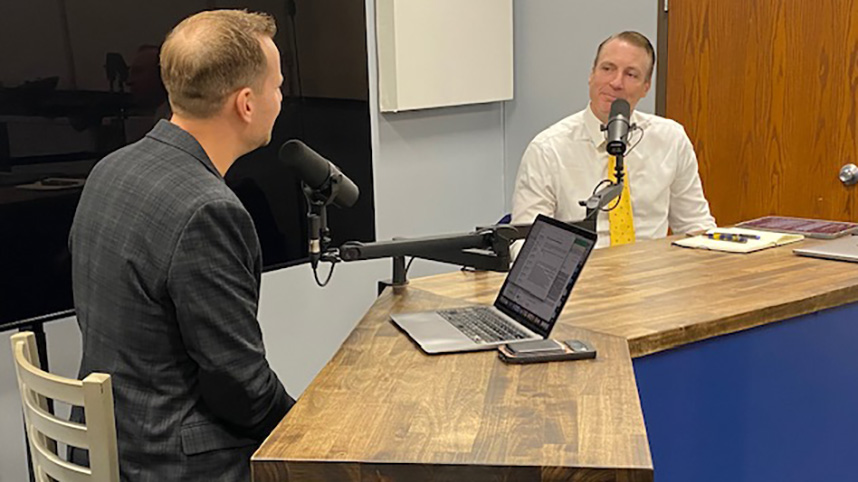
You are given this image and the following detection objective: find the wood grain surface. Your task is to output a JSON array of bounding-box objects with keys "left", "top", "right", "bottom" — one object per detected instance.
[
  {"left": 253, "top": 233, "right": 858, "bottom": 481},
  {"left": 666, "top": 0, "right": 858, "bottom": 225},
  {"left": 253, "top": 288, "right": 653, "bottom": 482},
  {"left": 410, "top": 236, "right": 858, "bottom": 357}
]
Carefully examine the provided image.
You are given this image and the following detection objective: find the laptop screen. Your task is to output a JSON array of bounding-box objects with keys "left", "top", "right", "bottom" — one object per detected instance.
[{"left": 494, "top": 215, "right": 596, "bottom": 337}]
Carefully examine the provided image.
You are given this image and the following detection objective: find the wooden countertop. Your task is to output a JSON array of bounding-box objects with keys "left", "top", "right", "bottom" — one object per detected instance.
[
  {"left": 253, "top": 235, "right": 858, "bottom": 481},
  {"left": 409, "top": 236, "right": 858, "bottom": 357},
  {"left": 253, "top": 288, "right": 653, "bottom": 482}
]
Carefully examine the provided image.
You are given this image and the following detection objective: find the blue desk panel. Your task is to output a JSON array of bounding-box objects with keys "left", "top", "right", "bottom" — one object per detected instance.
[{"left": 634, "top": 303, "right": 858, "bottom": 482}]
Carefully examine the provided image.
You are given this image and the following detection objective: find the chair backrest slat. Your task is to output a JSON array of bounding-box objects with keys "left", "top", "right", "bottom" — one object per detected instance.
[
  {"left": 29, "top": 437, "right": 91, "bottom": 482},
  {"left": 10, "top": 332, "right": 120, "bottom": 482},
  {"left": 21, "top": 389, "right": 89, "bottom": 449},
  {"left": 13, "top": 343, "right": 84, "bottom": 405}
]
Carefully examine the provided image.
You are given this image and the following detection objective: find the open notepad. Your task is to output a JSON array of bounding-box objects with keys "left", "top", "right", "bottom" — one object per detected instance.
[{"left": 673, "top": 227, "right": 804, "bottom": 253}]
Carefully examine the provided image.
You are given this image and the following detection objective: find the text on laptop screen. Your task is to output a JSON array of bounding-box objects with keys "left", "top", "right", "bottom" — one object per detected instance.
[{"left": 495, "top": 221, "right": 593, "bottom": 335}]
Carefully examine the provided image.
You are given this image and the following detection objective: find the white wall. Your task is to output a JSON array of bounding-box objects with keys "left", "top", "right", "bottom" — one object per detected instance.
[{"left": 0, "top": 2, "right": 655, "bottom": 480}]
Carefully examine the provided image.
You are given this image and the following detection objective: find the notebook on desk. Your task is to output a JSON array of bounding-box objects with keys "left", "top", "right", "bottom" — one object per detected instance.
[
  {"left": 390, "top": 214, "right": 597, "bottom": 354},
  {"left": 673, "top": 227, "right": 804, "bottom": 254}
]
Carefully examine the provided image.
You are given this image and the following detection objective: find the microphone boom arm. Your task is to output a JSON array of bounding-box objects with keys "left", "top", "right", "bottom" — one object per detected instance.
[{"left": 328, "top": 227, "right": 516, "bottom": 293}]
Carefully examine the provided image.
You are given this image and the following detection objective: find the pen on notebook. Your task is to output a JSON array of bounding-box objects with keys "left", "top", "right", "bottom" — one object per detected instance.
[{"left": 705, "top": 232, "right": 749, "bottom": 243}]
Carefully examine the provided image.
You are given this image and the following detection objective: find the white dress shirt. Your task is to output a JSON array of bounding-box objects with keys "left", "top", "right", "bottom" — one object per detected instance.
[{"left": 512, "top": 105, "right": 716, "bottom": 248}]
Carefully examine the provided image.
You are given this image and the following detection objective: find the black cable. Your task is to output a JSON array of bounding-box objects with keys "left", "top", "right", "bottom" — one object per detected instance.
[
  {"left": 601, "top": 189, "right": 623, "bottom": 212},
  {"left": 286, "top": 5, "right": 307, "bottom": 140},
  {"left": 288, "top": 13, "right": 304, "bottom": 100},
  {"left": 404, "top": 256, "right": 416, "bottom": 277},
  {"left": 586, "top": 179, "right": 621, "bottom": 214},
  {"left": 591, "top": 179, "right": 612, "bottom": 197},
  {"left": 625, "top": 124, "right": 645, "bottom": 156},
  {"left": 312, "top": 261, "right": 336, "bottom": 287}
]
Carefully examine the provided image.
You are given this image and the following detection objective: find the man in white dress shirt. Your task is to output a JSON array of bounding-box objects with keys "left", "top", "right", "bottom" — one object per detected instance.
[{"left": 512, "top": 31, "right": 716, "bottom": 248}]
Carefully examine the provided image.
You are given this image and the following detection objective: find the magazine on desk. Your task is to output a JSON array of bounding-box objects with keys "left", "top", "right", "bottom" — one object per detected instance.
[{"left": 673, "top": 227, "right": 804, "bottom": 254}]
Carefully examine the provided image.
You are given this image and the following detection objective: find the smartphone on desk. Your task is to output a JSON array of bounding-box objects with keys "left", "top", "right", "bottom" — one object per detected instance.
[{"left": 498, "top": 339, "right": 596, "bottom": 364}]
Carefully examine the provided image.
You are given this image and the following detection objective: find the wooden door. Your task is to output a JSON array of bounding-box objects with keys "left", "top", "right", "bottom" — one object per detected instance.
[{"left": 665, "top": 0, "right": 858, "bottom": 225}]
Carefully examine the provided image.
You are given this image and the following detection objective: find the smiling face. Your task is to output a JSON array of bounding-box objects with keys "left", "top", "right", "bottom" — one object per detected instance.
[{"left": 588, "top": 38, "right": 652, "bottom": 123}]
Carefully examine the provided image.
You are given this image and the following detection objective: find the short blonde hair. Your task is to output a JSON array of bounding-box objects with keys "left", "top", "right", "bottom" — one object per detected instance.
[{"left": 160, "top": 10, "right": 277, "bottom": 118}]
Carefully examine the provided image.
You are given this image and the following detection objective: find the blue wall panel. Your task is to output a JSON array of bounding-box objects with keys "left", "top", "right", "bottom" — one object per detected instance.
[{"left": 634, "top": 303, "right": 858, "bottom": 481}]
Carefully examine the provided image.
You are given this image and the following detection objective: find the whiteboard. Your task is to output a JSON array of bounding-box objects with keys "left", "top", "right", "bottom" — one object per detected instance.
[{"left": 376, "top": 0, "right": 513, "bottom": 112}]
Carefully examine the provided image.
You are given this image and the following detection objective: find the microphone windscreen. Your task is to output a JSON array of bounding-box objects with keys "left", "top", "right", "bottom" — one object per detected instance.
[
  {"left": 610, "top": 98, "right": 630, "bottom": 119},
  {"left": 278, "top": 140, "right": 330, "bottom": 189}
]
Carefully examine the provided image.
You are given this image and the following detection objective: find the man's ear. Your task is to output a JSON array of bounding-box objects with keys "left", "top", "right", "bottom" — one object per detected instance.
[{"left": 233, "top": 87, "right": 254, "bottom": 123}]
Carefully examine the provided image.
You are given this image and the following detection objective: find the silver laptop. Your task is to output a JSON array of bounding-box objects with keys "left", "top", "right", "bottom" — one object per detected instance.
[
  {"left": 794, "top": 234, "right": 858, "bottom": 263},
  {"left": 391, "top": 214, "right": 597, "bottom": 354}
]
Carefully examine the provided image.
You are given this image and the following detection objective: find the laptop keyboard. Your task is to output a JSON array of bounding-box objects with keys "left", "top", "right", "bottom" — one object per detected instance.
[{"left": 439, "top": 307, "right": 529, "bottom": 344}]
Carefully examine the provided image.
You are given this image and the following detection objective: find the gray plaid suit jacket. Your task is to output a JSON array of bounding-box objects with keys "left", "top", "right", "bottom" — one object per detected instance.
[{"left": 69, "top": 120, "right": 294, "bottom": 481}]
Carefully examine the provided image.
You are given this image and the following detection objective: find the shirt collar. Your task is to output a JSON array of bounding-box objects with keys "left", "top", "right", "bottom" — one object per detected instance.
[{"left": 583, "top": 103, "right": 607, "bottom": 149}]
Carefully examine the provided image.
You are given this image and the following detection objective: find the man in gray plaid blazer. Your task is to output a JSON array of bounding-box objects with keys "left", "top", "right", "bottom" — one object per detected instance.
[{"left": 69, "top": 11, "right": 294, "bottom": 481}]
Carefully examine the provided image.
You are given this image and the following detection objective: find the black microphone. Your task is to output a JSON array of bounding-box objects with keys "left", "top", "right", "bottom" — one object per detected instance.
[
  {"left": 278, "top": 140, "right": 359, "bottom": 208},
  {"left": 605, "top": 99, "right": 632, "bottom": 156},
  {"left": 279, "top": 140, "right": 359, "bottom": 268}
]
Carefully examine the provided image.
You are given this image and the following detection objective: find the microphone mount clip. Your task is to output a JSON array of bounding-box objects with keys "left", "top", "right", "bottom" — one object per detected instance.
[{"left": 302, "top": 173, "right": 348, "bottom": 269}]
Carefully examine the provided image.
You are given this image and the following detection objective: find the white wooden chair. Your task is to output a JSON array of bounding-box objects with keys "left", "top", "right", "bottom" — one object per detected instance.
[{"left": 10, "top": 331, "right": 119, "bottom": 482}]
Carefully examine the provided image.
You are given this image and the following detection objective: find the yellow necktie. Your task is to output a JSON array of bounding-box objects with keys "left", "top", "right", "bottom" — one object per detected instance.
[{"left": 608, "top": 156, "right": 635, "bottom": 246}]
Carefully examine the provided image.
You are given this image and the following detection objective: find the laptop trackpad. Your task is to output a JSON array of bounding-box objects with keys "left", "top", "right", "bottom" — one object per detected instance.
[{"left": 391, "top": 311, "right": 473, "bottom": 347}]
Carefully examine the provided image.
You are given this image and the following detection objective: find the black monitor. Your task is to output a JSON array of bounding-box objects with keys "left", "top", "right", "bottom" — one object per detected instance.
[{"left": 0, "top": 0, "right": 375, "bottom": 328}]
